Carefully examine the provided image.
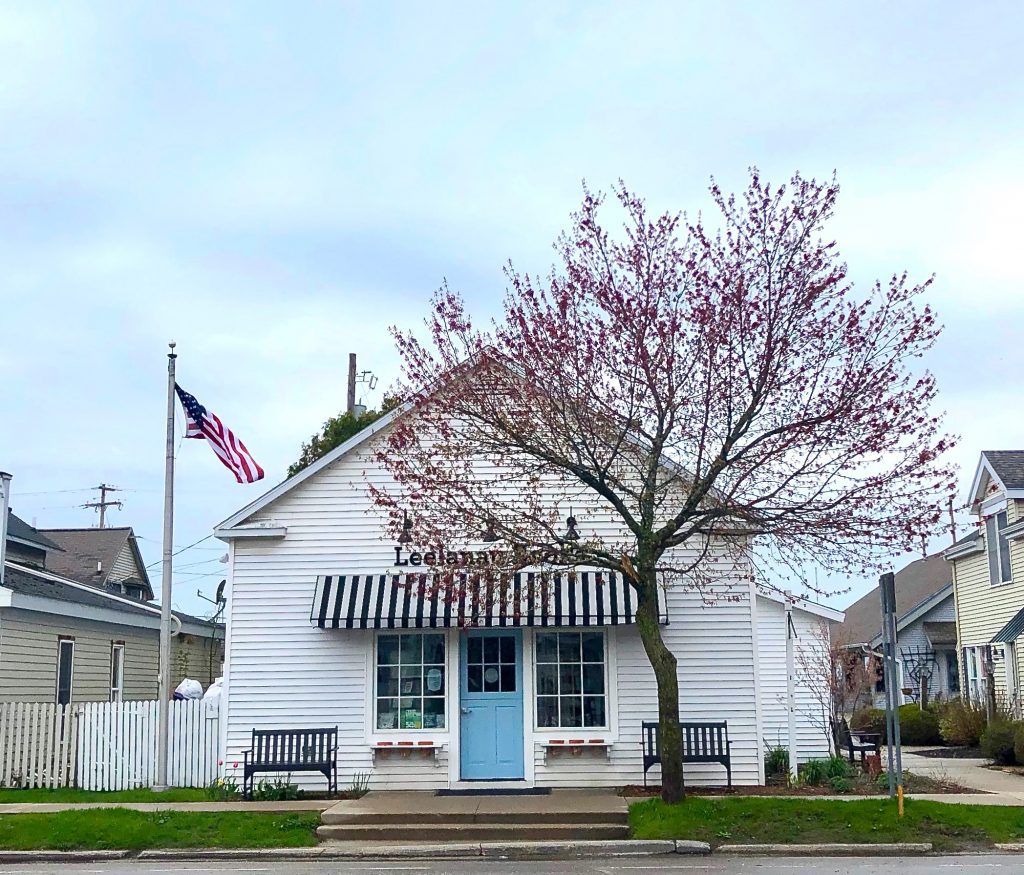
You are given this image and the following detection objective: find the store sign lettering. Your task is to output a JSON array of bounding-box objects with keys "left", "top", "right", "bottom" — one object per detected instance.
[{"left": 393, "top": 546, "right": 503, "bottom": 568}]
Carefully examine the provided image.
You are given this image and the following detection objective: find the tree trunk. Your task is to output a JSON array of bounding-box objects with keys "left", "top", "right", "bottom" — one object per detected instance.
[{"left": 634, "top": 568, "right": 684, "bottom": 804}]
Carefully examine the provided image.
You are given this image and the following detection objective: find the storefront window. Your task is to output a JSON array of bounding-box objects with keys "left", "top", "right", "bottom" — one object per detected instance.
[
  {"left": 376, "top": 633, "right": 445, "bottom": 731},
  {"left": 535, "top": 631, "right": 606, "bottom": 728}
]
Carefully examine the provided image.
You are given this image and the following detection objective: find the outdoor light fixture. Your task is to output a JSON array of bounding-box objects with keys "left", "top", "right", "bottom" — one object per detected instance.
[
  {"left": 564, "top": 511, "right": 580, "bottom": 542},
  {"left": 481, "top": 519, "right": 499, "bottom": 543},
  {"left": 398, "top": 510, "right": 414, "bottom": 544}
]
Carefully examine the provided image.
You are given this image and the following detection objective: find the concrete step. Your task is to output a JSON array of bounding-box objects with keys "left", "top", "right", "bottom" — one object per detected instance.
[
  {"left": 317, "top": 822, "right": 630, "bottom": 843},
  {"left": 321, "top": 808, "right": 626, "bottom": 826}
]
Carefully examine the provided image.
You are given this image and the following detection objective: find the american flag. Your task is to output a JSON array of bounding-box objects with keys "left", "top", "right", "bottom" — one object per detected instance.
[{"left": 175, "top": 384, "right": 265, "bottom": 484}]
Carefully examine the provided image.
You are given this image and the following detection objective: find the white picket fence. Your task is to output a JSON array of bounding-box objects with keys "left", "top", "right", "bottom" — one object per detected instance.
[
  {"left": 0, "top": 698, "right": 221, "bottom": 790},
  {"left": 0, "top": 703, "right": 78, "bottom": 789}
]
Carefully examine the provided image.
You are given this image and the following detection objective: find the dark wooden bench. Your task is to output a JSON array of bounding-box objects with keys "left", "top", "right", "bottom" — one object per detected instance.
[
  {"left": 835, "top": 717, "right": 881, "bottom": 766},
  {"left": 642, "top": 720, "right": 732, "bottom": 788},
  {"left": 242, "top": 727, "right": 338, "bottom": 798}
]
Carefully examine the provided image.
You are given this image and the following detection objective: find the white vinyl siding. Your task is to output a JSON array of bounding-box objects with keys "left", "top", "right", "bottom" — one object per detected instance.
[
  {"left": 221, "top": 423, "right": 834, "bottom": 790},
  {"left": 755, "top": 597, "right": 834, "bottom": 763}
]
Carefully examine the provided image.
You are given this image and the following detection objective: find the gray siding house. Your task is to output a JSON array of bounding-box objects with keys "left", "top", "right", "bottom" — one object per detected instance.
[
  {"left": 0, "top": 493, "right": 224, "bottom": 704},
  {"left": 839, "top": 554, "right": 960, "bottom": 706}
]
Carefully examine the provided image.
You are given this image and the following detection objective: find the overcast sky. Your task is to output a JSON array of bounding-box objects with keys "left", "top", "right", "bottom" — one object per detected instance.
[{"left": 2, "top": 2, "right": 1022, "bottom": 615}]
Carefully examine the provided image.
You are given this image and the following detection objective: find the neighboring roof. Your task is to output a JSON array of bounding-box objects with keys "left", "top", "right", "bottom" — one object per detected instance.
[
  {"left": 992, "top": 607, "right": 1024, "bottom": 644},
  {"left": 3, "top": 563, "right": 154, "bottom": 617},
  {"left": 38, "top": 527, "right": 152, "bottom": 595},
  {"left": 5, "top": 511, "right": 61, "bottom": 551},
  {"left": 2, "top": 561, "right": 222, "bottom": 634},
  {"left": 756, "top": 590, "right": 845, "bottom": 623},
  {"left": 967, "top": 450, "right": 1024, "bottom": 513},
  {"left": 944, "top": 527, "right": 984, "bottom": 560},
  {"left": 985, "top": 451, "right": 1024, "bottom": 491},
  {"left": 838, "top": 554, "right": 953, "bottom": 647},
  {"left": 923, "top": 621, "right": 957, "bottom": 646}
]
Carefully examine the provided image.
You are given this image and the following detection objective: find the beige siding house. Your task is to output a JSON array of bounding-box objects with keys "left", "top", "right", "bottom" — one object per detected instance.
[
  {"left": 0, "top": 504, "right": 224, "bottom": 703},
  {"left": 946, "top": 451, "right": 1024, "bottom": 711}
]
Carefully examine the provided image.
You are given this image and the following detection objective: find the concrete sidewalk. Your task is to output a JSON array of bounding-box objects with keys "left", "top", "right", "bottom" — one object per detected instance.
[
  {"left": 902, "top": 748, "right": 1024, "bottom": 803},
  {"left": 0, "top": 799, "right": 333, "bottom": 814}
]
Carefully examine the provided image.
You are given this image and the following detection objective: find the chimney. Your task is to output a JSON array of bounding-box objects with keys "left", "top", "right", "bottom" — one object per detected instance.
[{"left": 0, "top": 472, "right": 12, "bottom": 586}]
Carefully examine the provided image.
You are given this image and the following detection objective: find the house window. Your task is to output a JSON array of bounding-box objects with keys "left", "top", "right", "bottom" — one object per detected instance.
[
  {"left": 56, "top": 639, "right": 75, "bottom": 706},
  {"left": 946, "top": 651, "right": 960, "bottom": 694},
  {"left": 110, "top": 643, "right": 125, "bottom": 702},
  {"left": 375, "top": 633, "right": 445, "bottom": 731},
  {"left": 987, "top": 511, "right": 1013, "bottom": 585},
  {"left": 535, "top": 631, "right": 607, "bottom": 728}
]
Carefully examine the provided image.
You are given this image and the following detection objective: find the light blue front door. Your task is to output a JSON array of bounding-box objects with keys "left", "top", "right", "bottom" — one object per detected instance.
[{"left": 459, "top": 630, "right": 524, "bottom": 780}]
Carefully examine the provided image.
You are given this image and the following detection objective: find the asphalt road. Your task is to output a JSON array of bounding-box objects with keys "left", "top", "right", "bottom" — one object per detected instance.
[{"left": 0, "top": 858, "right": 1022, "bottom": 874}]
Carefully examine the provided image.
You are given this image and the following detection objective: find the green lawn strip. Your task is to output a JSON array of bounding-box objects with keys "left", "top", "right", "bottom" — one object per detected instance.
[
  {"left": 0, "top": 810, "right": 320, "bottom": 850},
  {"left": 629, "top": 797, "right": 1024, "bottom": 852},
  {"left": 0, "top": 787, "right": 208, "bottom": 804}
]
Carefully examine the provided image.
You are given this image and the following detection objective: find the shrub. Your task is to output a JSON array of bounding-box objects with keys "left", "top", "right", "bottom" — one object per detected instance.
[
  {"left": 763, "top": 743, "right": 789, "bottom": 779},
  {"left": 898, "top": 703, "right": 942, "bottom": 745},
  {"left": 850, "top": 708, "right": 886, "bottom": 739},
  {"left": 800, "top": 759, "right": 829, "bottom": 786},
  {"left": 251, "top": 777, "right": 301, "bottom": 801},
  {"left": 981, "top": 720, "right": 1019, "bottom": 765},
  {"left": 939, "top": 699, "right": 987, "bottom": 747},
  {"left": 1015, "top": 725, "right": 1024, "bottom": 766},
  {"left": 824, "top": 755, "right": 854, "bottom": 781},
  {"left": 829, "top": 775, "right": 852, "bottom": 793}
]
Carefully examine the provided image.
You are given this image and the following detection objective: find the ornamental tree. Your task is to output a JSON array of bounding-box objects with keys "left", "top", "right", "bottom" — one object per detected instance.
[{"left": 371, "top": 171, "right": 955, "bottom": 803}]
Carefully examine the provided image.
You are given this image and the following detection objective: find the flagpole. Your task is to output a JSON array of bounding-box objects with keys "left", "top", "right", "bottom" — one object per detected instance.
[{"left": 155, "top": 341, "right": 177, "bottom": 791}]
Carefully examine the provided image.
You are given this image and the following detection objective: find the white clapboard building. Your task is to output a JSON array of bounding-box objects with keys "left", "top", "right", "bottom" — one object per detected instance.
[{"left": 214, "top": 407, "right": 841, "bottom": 791}]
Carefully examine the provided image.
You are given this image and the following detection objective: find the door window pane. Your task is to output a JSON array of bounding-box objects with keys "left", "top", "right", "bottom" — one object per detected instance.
[
  {"left": 535, "top": 631, "right": 607, "bottom": 728},
  {"left": 376, "top": 633, "right": 445, "bottom": 731}
]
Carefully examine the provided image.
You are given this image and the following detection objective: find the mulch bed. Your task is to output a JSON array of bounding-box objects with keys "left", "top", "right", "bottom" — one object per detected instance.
[{"left": 911, "top": 747, "right": 984, "bottom": 759}]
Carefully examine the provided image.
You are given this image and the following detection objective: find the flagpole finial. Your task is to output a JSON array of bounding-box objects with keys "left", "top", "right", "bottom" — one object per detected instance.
[{"left": 168, "top": 341, "right": 177, "bottom": 359}]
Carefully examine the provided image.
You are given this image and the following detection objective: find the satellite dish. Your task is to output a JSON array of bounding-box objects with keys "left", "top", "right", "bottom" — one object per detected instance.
[{"left": 215, "top": 579, "right": 226, "bottom": 605}]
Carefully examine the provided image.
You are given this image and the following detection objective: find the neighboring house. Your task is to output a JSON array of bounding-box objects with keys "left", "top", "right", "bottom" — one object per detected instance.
[
  {"left": 0, "top": 500, "right": 224, "bottom": 704},
  {"left": 839, "top": 554, "right": 960, "bottom": 707},
  {"left": 39, "top": 527, "right": 154, "bottom": 601},
  {"left": 214, "top": 397, "right": 843, "bottom": 792},
  {"left": 946, "top": 450, "right": 1024, "bottom": 712}
]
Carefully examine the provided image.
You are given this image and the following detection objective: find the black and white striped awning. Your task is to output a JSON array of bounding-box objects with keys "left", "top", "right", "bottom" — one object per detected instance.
[{"left": 310, "top": 572, "right": 668, "bottom": 630}]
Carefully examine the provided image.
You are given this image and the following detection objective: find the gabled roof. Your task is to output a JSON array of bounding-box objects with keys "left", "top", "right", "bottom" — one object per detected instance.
[
  {"left": 38, "top": 527, "right": 153, "bottom": 597},
  {"left": 216, "top": 403, "right": 410, "bottom": 533},
  {"left": 838, "top": 553, "right": 953, "bottom": 647},
  {"left": 967, "top": 450, "right": 1024, "bottom": 513},
  {"left": 5, "top": 511, "right": 61, "bottom": 551}
]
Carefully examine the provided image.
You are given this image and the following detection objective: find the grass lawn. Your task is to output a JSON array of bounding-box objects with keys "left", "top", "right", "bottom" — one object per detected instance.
[
  {"left": 629, "top": 797, "right": 1024, "bottom": 852},
  {"left": 0, "top": 810, "right": 320, "bottom": 850},
  {"left": 0, "top": 787, "right": 208, "bottom": 804}
]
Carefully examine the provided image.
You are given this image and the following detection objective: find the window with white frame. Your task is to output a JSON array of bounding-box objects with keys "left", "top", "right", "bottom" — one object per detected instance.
[
  {"left": 110, "top": 642, "right": 125, "bottom": 702},
  {"left": 987, "top": 511, "right": 1013, "bottom": 585},
  {"left": 535, "top": 631, "right": 607, "bottom": 728},
  {"left": 375, "top": 632, "right": 445, "bottom": 731}
]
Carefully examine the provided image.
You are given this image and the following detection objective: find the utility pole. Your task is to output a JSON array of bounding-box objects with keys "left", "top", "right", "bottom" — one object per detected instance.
[
  {"left": 82, "top": 483, "right": 122, "bottom": 528},
  {"left": 347, "top": 353, "right": 357, "bottom": 415},
  {"left": 948, "top": 497, "right": 958, "bottom": 546}
]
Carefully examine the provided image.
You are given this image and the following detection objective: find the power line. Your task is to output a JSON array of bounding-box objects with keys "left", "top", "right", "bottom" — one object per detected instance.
[{"left": 144, "top": 533, "right": 214, "bottom": 569}]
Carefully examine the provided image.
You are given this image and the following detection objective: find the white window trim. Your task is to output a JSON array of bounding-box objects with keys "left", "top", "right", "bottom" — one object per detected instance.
[
  {"left": 110, "top": 642, "right": 125, "bottom": 702},
  {"left": 55, "top": 638, "right": 75, "bottom": 706},
  {"left": 531, "top": 628, "right": 612, "bottom": 733},
  {"left": 371, "top": 630, "right": 448, "bottom": 735},
  {"left": 988, "top": 511, "right": 1013, "bottom": 586}
]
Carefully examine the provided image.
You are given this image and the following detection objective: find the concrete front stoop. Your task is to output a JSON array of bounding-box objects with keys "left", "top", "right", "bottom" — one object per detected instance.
[{"left": 317, "top": 789, "right": 629, "bottom": 844}]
